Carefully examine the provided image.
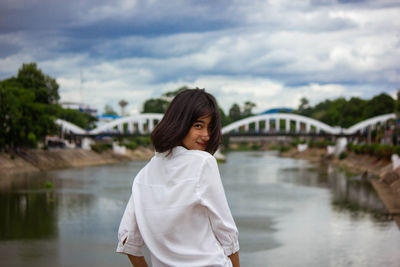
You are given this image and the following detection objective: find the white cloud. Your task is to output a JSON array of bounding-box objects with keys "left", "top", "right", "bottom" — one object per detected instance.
[
  {"left": 0, "top": 54, "right": 34, "bottom": 75},
  {"left": 154, "top": 75, "right": 353, "bottom": 114},
  {"left": 85, "top": 0, "right": 138, "bottom": 22},
  {"left": 1, "top": 0, "right": 399, "bottom": 117}
]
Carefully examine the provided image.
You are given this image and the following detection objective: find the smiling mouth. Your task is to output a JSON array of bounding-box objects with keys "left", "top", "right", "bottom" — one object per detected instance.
[{"left": 198, "top": 142, "right": 208, "bottom": 147}]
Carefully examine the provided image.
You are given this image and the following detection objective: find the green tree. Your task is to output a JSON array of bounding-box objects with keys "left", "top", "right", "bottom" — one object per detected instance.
[
  {"left": 0, "top": 78, "right": 58, "bottom": 148},
  {"left": 396, "top": 90, "right": 400, "bottom": 113},
  {"left": 0, "top": 63, "right": 62, "bottom": 149},
  {"left": 0, "top": 80, "right": 23, "bottom": 148},
  {"left": 294, "top": 92, "right": 395, "bottom": 128},
  {"left": 219, "top": 107, "right": 231, "bottom": 126},
  {"left": 163, "top": 86, "right": 189, "bottom": 98},
  {"left": 227, "top": 101, "right": 257, "bottom": 122},
  {"left": 17, "top": 62, "right": 59, "bottom": 104},
  {"left": 141, "top": 87, "right": 192, "bottom": 114},
  {"left": 142, "top": 98, "right": 170, "bottom": 113},
  {"left": 103, "top": 104, "right": 118, "bottom": 116},
  {"left": 229, "top": 103, "right": 241, "bottom": 121},
  {"left": 362, "top": 93, "right": 394, "bottom": 119},
  {"left": 242, "top": 101, "right": 256, "bottom": 117},
  {"left": 59, "top": 108, "right": 98, "bottom": 130},
  {"left": 298, "top": 97, "right": 309, "bottom": 112}
]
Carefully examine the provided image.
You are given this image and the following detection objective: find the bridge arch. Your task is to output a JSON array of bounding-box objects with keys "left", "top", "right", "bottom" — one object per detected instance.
[
  {"left": 221, "top": 113, "right": 342, "bottom": 135},
  {"left": 55, "top": 113, "right": 397, "bottom": 137},
  {"left": 89, "top": 113, "right": 164, "bottom": 135},
  {"left": 55, "top": 119, "right": 87, "bottom": 135},
  {"left": 343, "top": 113, "right": 396, "bottom": 135}
]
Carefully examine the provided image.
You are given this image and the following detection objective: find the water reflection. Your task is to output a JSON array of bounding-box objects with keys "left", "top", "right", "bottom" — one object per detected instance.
[
  {"left": 330, "top": 171, "right": 388, "bottom": 216},
  {"left": 234, "top": 215, "right": 281, "bottom": 253},
  {"left": 0, "top": 152, "right": 399, "bottom": 267},
  {"left": 279, "top": 162, "right": 388, "bottom": 215},
  {"left": 0, "top": 191, "right": 58, "bottom": 240}
]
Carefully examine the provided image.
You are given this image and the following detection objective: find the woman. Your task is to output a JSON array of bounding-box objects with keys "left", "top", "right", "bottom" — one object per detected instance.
[{"left": 116, "top": 89, "right": 240, "bottom": 267}]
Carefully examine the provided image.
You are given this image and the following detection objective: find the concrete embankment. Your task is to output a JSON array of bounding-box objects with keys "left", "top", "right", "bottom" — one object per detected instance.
[
  {"left": 280, "top": 147, "right": 400, "bottom": 229},
  {"left": 280, "top": 147, "right": 392, "bottom": 177},
  {"left": 0, "top": 147, "right": 154, "bottom": 176}
]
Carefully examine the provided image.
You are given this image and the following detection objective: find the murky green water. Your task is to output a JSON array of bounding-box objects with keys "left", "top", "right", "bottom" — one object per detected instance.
[{"left": 1, "top": 151, "right": 399, "bottom": 266}]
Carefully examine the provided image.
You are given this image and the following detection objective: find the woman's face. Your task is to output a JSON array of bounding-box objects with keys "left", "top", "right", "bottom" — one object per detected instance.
[{"left": 182, "top": 114, "right": 211, "bottom": 151}]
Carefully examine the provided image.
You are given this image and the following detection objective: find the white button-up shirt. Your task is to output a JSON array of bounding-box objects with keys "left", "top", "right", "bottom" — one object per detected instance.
[{"left": 116, "top": 146, "right": 239, "bottom": 267}]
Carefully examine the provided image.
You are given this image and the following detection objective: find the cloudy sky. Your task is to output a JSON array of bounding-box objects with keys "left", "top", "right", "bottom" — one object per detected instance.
[{"left": 1, "top": 0, "right": 399, "bottom": 115}]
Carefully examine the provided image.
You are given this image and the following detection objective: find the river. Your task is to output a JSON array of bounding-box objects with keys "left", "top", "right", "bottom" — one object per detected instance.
[{"left": 0, "top": 150, "right": 399, "bottom": 266}]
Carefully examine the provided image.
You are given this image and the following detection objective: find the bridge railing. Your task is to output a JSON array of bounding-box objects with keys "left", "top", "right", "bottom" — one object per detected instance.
[{"left": 55, "top": 113, "right": 397, "bottom": 137}]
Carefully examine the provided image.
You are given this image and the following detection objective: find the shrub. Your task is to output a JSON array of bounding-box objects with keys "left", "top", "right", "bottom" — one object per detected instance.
[
  {"left": 125, "top": 141, "right": 138, "bottom": 150},
  {"left": 346, "top": 143, "right": 399, "bottom": 160},
  {"left": 339, "top": 152, "right": 347, "bottom": 160},
  {"left": 251, "top": 144, "right": 261, "bottom": 150},
  {"left": 90, "top": 143, "right": 112, "bottom": 153},
  {"left": 290, "top": 138, "right": 307, "bottom": 147},
  {"left": 27, "top": 132, "right": 37, "bottom": 148},
  {"left": 45, "top": 181, "right": 54, "bottom": 189},
  {"left": 124, "top": 136, "right": 152, "bottom": 147},
  {"left": 308, "top": 139, "right": 334, "bottom": 148},
  {"left": 135, "top": 136, "right": 152, "bottom": 146},
  {"left": 279, "top": 146, "right": 290, "bottom": 153}
]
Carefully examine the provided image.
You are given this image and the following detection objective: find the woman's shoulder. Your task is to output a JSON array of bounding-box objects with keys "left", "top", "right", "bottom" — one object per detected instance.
[
  {"left": 185, "top": 149, "right": 214, "bottom": 159},
  {"left": 182, "top": 150, "right": 218, "bottom": 172}
]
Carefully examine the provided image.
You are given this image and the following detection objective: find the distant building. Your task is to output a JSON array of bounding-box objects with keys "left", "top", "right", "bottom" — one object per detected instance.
[
  {"left": 95, "top": 114, "right": 123, "bottom": 129},
  {"left": 97, "top": 114, "right": 122, "bottom": 122},
  {"left": 260, "top": 108, "right": 293, "bottom": 114},
  {"left": 60, "top": 102, "right": 98, "bottom": 116}
]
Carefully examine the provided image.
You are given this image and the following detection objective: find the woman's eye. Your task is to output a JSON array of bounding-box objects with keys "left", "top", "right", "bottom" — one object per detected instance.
[{"left": 194, "top": 124, "right": 202, "bottom": 128}]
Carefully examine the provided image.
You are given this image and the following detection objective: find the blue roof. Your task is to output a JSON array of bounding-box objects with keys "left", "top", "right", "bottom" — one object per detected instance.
[
  {"left": 97, "top": 114, "right": 122, "bottom": 119},
  {"left": 260, "top": 108, "right": 293, "bottom": 114}
]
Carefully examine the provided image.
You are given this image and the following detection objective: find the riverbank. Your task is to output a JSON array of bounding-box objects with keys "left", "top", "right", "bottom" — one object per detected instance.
[
  {"left": 0, "top": 147, "right": 154, "bottom": 176},
  {"left": 2, "top": 145, "right": 399, "bottom": 229},
  {"left": 280, "top": 147, "right": 400, "bottom": 229},
  {"left": 279, "top": 147, "right": 392, "bottom": 177}
]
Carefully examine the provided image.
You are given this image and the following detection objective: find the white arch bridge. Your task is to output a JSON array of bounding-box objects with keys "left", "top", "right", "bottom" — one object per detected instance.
[{"left": 55, "top": 113, "right": 396, "bottom": 136}]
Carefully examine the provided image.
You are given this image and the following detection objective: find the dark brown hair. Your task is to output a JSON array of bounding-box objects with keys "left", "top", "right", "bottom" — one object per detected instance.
[{"left": 151, "top": 88, "right": 222, "bottom": 155}]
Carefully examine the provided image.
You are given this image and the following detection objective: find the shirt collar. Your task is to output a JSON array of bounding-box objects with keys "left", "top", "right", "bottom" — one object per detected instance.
[{"left": 155, "top": 146, "right": 187, "bottom": 158}]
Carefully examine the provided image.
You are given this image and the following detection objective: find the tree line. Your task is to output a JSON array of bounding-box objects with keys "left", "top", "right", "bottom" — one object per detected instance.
[
  {"left": 296, "top": 93, "right": 399, "bottom": 128},
  {"left": 139, "top": 86, "right": 257, "bottom": 126},
  {"left": 140, "top": 89, "right": 398, "bottom": 129},
  {"left": 1, "top": 62, "right": 398, "bottom": 150},
  {"left": 0, "top": 63, "right": 97, "bottom": 150}
]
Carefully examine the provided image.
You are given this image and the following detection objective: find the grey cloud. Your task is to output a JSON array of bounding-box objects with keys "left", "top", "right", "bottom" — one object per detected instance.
[{"left": 1, "top": 0, "right": 399, "bottom": 110}]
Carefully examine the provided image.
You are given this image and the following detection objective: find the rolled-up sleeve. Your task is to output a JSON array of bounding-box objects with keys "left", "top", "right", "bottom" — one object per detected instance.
[
  {"left": 197, "top": 156, "right": 240, "bottom": 256},
  {"left": 116, "top": 188, "right": 145, "bottom": 256}
]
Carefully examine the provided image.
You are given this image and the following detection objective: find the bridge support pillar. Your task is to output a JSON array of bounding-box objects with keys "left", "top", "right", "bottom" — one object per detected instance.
[
  {"left": 149, "top": 119, "right": 154, "bottom": 133},
  {"left": 138, "top": 121, "right": 144, "bottom": 134},
  {"left": 128, "top": 123, "right": 134, "bottom": 134},
  {"left": 286, "top": 119, "right": 290, "bottom": 133}
]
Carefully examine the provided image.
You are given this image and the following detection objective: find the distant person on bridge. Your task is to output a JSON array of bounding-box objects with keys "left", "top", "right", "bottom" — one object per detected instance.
[{"left": 116, "top": 88, "right": 240, "bottom": 267}]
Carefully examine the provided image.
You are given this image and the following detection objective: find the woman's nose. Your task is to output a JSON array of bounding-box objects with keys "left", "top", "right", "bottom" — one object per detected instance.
[{"left": 202, "top": 129, "right": 210, "bottom": 140}]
